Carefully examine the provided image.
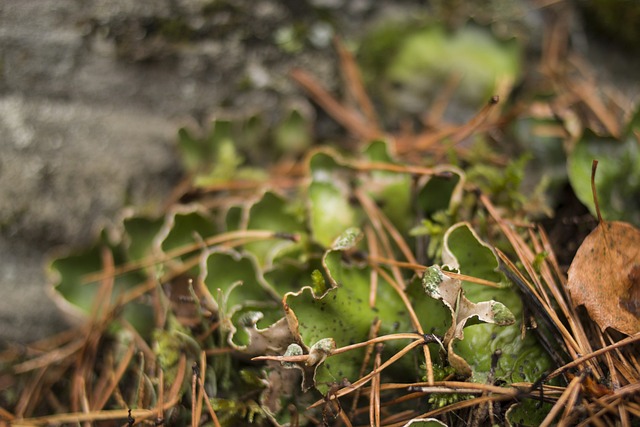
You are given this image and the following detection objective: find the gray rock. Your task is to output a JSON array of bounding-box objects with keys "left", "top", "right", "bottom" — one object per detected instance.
[{"left": 0, "top": 95, "right": 179, "bottom": 343}]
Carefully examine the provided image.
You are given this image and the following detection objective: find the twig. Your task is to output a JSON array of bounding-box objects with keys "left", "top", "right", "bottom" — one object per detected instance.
[
  {"left": 369, "top": 343, "right": 383, "bottom": 427},
  {"left": 547, "top": 333, "right": 640, "bottom": 380},
  {"left": 12, "top": 339, "right": 84, "bottom": 375},
  {"left": 91, "top": 341, "right": 136, "bottom": 410},
  {"left": 252, "top": 332, "right": 423, "bottom": 363},
  {"left": 307, "top": 339, "right": 426, "bottom": 409},
  {"left": 334, "top": 37, "right": 380, "bottom": 129},
  {"left": 364, "top": 225, "right": 380, "bottom": 308},
  {"left": 290, "top": 68, "right": 381, "bottom": 141},
  {"left": 11, "top": 396, "right": 182, "bottom": 427},
  {"left": 350, "top": 318, "right": 382, "bottom": 417},
  {"left": 540, "top": 371, "right": 585, "bottom": 427},
  {"left": 83, "top": 230, "right": 295, "bottom": 284},
  {"left": 368, "top": 256, "right": 502, "bottom": 288},
  {"left": 197, "top": 352, "right": 222, "bottom": 427},
  {"left": 373, "top": 266, "right": 434, "bottom": 384},
  {"left": 355, "top": 189, "right": 406, "bottom": 290}
]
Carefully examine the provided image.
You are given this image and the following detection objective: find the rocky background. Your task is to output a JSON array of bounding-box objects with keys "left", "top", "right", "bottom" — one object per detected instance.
[{"left": 1, "top": 0, "right": 638, "bottom": 344}]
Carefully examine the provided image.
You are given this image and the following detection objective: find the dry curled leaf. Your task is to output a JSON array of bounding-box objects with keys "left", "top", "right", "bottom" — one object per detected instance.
[
  {"left": 422, "top": 265, "right": 515, "bottom": 377},
  {"left": 566, "top": 160, "right": 640, "bottom": 335},
  {"left": 567, "top": 220, "right": 640, "bottom": 335}
]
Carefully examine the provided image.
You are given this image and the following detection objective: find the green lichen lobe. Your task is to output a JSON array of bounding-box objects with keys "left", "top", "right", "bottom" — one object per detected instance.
[
  {"left": 332, "top": 227, "right": 362, "bottom": 250},
  {"left": 282, "top": 343, "right": 303, "bottom": 369},
  {"left": 422, "top": 266, "right": 444, "bottom": 296},
  {"left": 491, "top": 301, "right": 516, "bottom": 325}
]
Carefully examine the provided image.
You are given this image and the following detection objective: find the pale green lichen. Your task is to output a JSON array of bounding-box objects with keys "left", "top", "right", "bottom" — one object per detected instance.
[
  {"left": 282, "top": 343, "right": 303, "bottom": 369},
  {"left": 422, "top": 266, "right": 444, "bottom": 296},
  {"left": 306, "top": 338, "right": 336, "bottom": 366},
  {"left": 491, "top": 301, "right": 516, "bottom": 325},
  {"left": 332, "top": 227, "right": 362, "bottom": 250}
]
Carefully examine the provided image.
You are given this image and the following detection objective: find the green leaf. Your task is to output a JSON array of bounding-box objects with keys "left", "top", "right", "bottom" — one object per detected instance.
[
  {"left": 416, "top": 166, "right": 465, "bottom": 218},
  {"left": 201, "top": 249, "right": 278, "bottom": 313},
  {"left": 506, "top": 399, "right": 554, "bottom": 426},
  {"left": 123, "top": 216, "right": 165, "bottom": 262},
  {"left": 160, "top": 209, "right": 217, "bottom": 255},
  {"left": 283, "top": 230, "right": 413, "bottom": 392},
  {"left": 442, "top": 222, "right": 503, "bottom": 287},
  {"left": 410, "top": 167, "right": 465, "bottom": 259},
  {"left": 419, "top": 264, "right": 515, "bottom": 377},
  {"left": 177, "top": 127, "right": 208, "bottom": 173},
  {"left": 382, "top": 24, "right": 520, "bottom": 110},
  {"left": 361, "top": 140, "right": 414, "bottom": 233},
  {"left": 178, "top": 119, "right": 254, "bottom": 188},
  {"left": 567, "top": 130, "right": 640, "bottom": 225},
  {"left": 274, "top": 108, "right": 312, "bottom": 153},
  {"left": 244, "top": 191, "right": 306, "bottom": 267},
  {"left": 263, "top": 256, "right": 325, "bottom": 298},
  {"left": 200, "top": 249, "right": 283, "bottom": 350},
  {"left": 225, "top": 205, "right": 243, "bottom": 232},
  {"left": 406, "top": 274, "right": 451, "bottom": 338},
  {"left": 49, "top": 232, "right": 154, "bottom": 339},
  {"left": 307, "top": 150, "right": 361, "bottom": 247},
  {"left": 363, "top": 139, "right": 396, "bottom": 164}
]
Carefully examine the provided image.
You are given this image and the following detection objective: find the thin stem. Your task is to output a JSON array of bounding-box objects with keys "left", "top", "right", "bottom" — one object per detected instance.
[
  {"left": 591, "top": 160, "right": 603, "bottom": 224},
  {"left": 83, "top": 230, "right": 294, "bottom": 284},
  {"left": 308, "top": 339, "right": 426, "bottom": 409},
  {"left": 548, "top": 333, "right": 640, "bottom": 380},
  {"left": 252, "top": 333, "right": 422, "bottom": 363}
]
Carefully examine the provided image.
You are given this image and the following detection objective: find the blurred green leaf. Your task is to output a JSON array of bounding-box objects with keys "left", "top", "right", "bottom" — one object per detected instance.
[
  {"left": 123, "top": 216, "right": 164, "bottom": 262},
  {"left": 362, "top": 140, "right": 414, "bottom": 233},
  {"left": 506, "top": 399, "right": 554, "bottom": 426},
  {"left": 366, "top": 23, "right": 521, "bottom": 114},
  {"left": 161, "top": 209, "right": 216, "bottom": 262},
  {"left": 244, "top": 191, "right": 306, "bottom": 267},
  {"left": 307, "top": 150, "right": 362, "bottom": 247},
  {"left": 567, "top": 129, "right": 640, "bottom": 226},
  {"left": 274, "top": 108, "right": 312, "bottom": 154},
  {"left": 49, "top": 231, "right": 154, "bottom": 339},
  {"left": 201, "top": 249, "right": 283, "bottom": 350}
]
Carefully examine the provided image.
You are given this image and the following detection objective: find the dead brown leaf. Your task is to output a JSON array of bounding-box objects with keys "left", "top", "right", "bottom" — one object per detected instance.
[{"left": 566, "top": 160, "right": 640, "bottom": 335}]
